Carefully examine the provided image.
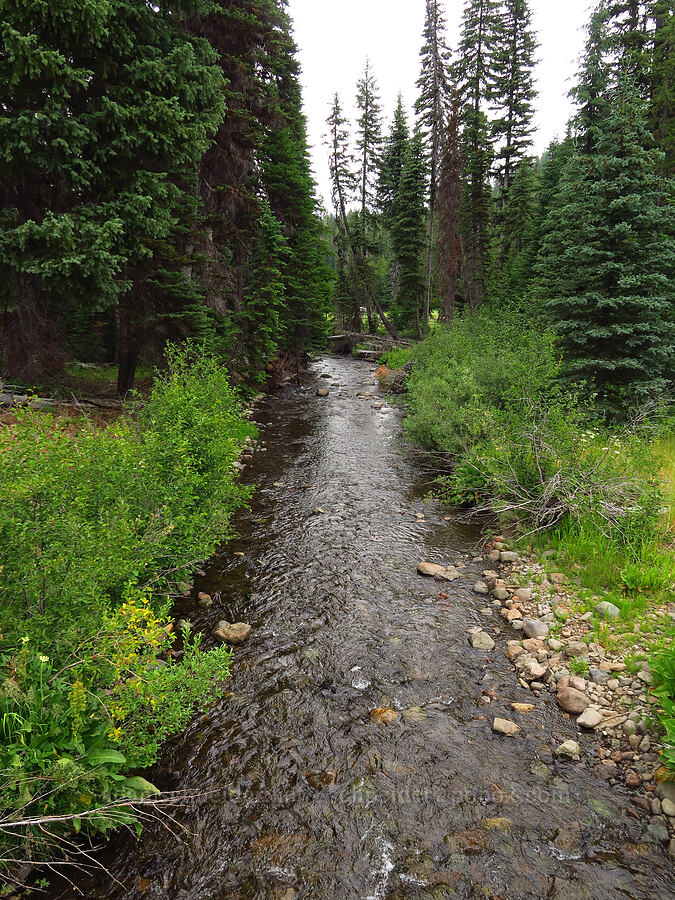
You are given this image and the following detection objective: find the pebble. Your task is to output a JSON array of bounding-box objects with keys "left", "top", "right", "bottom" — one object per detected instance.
[
  {"left": 473, "top": 581, "right": 489, "bottom": 595},
  {"left": 554, "top": 739, "right": 581, "bottom": 759},
  {"left": 493, "top": 717, "right": 520, "bottom": 736},
  {"left": 370, "top": 707, "right": 397, "bottom": 725},
  {"left": 469, "top": 631, "right": 495, "bottom": 652}
]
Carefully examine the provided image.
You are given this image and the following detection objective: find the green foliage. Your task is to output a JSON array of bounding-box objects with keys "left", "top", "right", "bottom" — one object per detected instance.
[
  {"left": 569, "top": 656, "right": 590, "bottom": 677},
  {"left": 650, "top": 646, "right": 675, "bottom": 773},
  {"left": 390, "top": 129, "right": 427, "bottom": 330},
  {"left": 538, "top": 76, "right": 675, "bottom": 415},
  {"left": 0, "top": 347, "right": 248, "bottom": 869},
  {"left": 379, "top": 346, "right": 415, "bottom": 369}
]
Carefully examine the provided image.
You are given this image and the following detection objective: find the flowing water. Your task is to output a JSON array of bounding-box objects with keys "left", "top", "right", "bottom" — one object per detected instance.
[{"left": 49, "top": 357, "right": 673, "bottom": 900}]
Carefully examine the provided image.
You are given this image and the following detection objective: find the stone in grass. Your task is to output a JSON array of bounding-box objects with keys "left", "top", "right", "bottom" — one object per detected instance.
[
  {"left": 577, "top": 707, "right": 603, "bottom": 729},
  {"left": 594, "top": 600, "right": 620, "bottom": 620},
  {"left": 554, "top": 739, "right": 581, "bottom": 759},
  {"left": 500, "top": 551, "right": 520, "bottom": 564},
  {"left": 213, "top": 622, "right": 251, "bottom": 645},
  {"left": 493, "top": 718, "right": 520, "bottom": 737},
  {"left": 469, "top": 631, "right": 495, "bottom": 652},
  {"left": 522, "top": 619, "right": 549, "bottom": 640}
]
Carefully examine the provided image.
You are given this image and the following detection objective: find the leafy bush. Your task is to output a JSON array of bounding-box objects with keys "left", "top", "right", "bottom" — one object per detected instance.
[
  {"left": 379, "top": 346, "right": 415, "bottom": 369},
  {"left": 0, "top": 346, "right": 251, "bottom": 873}
]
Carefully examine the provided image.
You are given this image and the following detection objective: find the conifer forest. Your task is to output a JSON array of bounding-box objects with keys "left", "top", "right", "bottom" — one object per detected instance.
[{"left": 0, "top": 1, "right": 674, "bottom": 897}]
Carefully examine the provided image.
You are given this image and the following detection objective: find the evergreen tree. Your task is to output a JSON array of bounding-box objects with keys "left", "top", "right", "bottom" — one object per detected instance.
[
  {"left": 355, "top": 60, "right": 383, "bottom": 332},
  {"left": 454, "top": 0, "right": 501, "bottom": 306},
  {"left": 390, "top": 129, "right": 427, "bottom": 334},
  {"left": 538, "top": 77, "right": 674, "bottom": 413},
  {"left": 437, "top": 90, "right": 463, "bottom": 322},
  {"left": 262, "top": 6, "right": 333, "bottom": 364},
  {"left": 325, "top": 93, "right": 361, "bottom": 331},
  {"left": 499, "top": 158, "right": 540, "bottom": 300},
  {"left": 415, "top": 0, "right": 452, "bottom": 330},
  {"left": 650, "top": 0, "right": 674, "bottom": 174},
  {"left": 378, "top": 96, "right": 410, "bottom": 228},
  {"left": 570, "top": 2, "right": 614, "bottom": 150},
  {"left": 377, "top": 96, "right": 410, "bottom": 315},
  {"left": 491, "top": 0, "right": 538, "bottom": 195},
  {"left": 0, "top": 0, "right": 226, "bottom": 389}
]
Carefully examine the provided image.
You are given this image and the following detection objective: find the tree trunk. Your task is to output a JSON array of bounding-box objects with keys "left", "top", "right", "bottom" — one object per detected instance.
[{"left": 116, "top": 300, "right": 138, "bottom": 396}]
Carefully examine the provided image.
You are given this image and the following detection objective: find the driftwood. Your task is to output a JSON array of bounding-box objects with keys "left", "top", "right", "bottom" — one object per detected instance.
[
  {"left": 327, "top": 333, "right": 412, "bottom": 355},
  {"left": 0, "top": 389, "right": 123, "bottom": 413}
]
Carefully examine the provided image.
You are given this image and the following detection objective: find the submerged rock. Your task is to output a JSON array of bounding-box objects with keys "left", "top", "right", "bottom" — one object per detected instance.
[
  {"left": 469, "top": 631, "right": 495, "bottom": 652},
  {"left": 493, "top": 717, "right": 520, "bottom": 736},
  {"left": 370, "top": 707, "right": 397, "bottom": 725},
  {"left": 554, "top": 739, "right": 581, "bottom": 759},
  {"left": 213, "top": 622, "right": 251, "bottom": 645}
]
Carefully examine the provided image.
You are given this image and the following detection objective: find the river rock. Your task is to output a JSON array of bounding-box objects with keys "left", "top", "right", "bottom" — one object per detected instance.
[
  {"left": 514, "top": 588, "right": 533, "bottom": 602},
  {"left": 517, "top": 656, "right": 550, "bottom": 682},
  {"left": 198, "top": 592, "right": 213, "bottom": 607},
  {"left": 661, "top": 798, "right": 675, "bottom": 817},
  {"left": 577, "top": 707, "right": 603, "bottom": 729},
  {"left": 500, "top": 551, "right": 520, "bottom": 563},
  {"left": 469, "top": 631, "right": 495, "bottom": 652},
  {"left": 505, "top": 642, "right": 526, "bottom": 662},
  {"left": 511, "top": 702, "right": 535, "bottom": 713},
  {"left": 213, "top": 622, "right": 251, "bottom": 644},
  {"left": 317, "top": 388, "right": 329, "bottom": 397},
  {"left": 493, "top": 717, "right": 520, "bottom": 736},
  {"left": 557, "top": 687, "right": 590, "bottom": 714},
  {"left": 417, "top": 561, "right": 446, "bottom": 578},
  {"left": 554, "top": 739, "right": 581, "bottom": 759},
  {"left": 370, "top": 707, "right": 397, "bottom": 725},
  {"left": 565, "top": 641, "right": 589, "bottom": 658},
  {"left": 589, "top": 667, "right": 610, "bottom": 684},
  {"left": 474, "top": 581, "right": 489, "bottom": 595},
  {"left": 522, "top": 619, "right": 549, "bottom": 640}
]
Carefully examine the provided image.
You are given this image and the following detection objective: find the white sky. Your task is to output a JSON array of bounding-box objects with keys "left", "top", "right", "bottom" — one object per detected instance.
[{"left": 287, "top": 0, "right": 595, "bottom": 208}]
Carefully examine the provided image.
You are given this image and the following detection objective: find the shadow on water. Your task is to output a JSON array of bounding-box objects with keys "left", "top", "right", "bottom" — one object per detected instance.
[{"left": 46, "top": 356, "right": 673, "bottom": 900}]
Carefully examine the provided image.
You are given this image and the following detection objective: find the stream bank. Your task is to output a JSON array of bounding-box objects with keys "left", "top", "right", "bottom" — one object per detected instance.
[{"left": 45, "top": 356, "right": 673, "bottom": 900}]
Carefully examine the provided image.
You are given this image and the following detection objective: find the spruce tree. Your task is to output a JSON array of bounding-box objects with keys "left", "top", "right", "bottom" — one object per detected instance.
[
  {"left": 0, "top": 0, "right": 226, "bottom": 389},
  {"left": 454, "top": 0, "right": 501, "bottom": 306},
  {"left": 262, "top": 6, "right": 332, "bottom": 364},
  {"left": 491, "top": 0, "right": 538, "bottom": 196},
  {"left": 355, "top": 60, "right": 383, "bottom": 332},
  {"left": 390, "top": 129, "right": 427, "bottom": 334},
  {"left": 378, "top": 97, "right": 410, "bottom": 314},
  {"left": 539, "top": 77, "right": 674, "bottom": 413},
  {"left": 415, "top": 0, "right": 452, "bottom": 330},
  {"left": 650, "top": 0, "right": 674, "bottom": 174},
  {"left": 499, "top": 158, "right": 540, "bottom": 301},
  {"left": 436, "top": 90, "right": 463, "bottom": 322},
  {"left": 571, "top": 3, "right": 614, "bottom": 150}
]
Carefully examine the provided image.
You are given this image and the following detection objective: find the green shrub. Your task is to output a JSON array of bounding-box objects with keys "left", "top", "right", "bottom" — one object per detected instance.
[
  {"left": 379, "top": 346, "right": 415, "bottom": 369},
  {"left": 650, "top": 648, "right": 675, "bottom": 775},
  {"left": 0, "top": 346, "right": 251, "bottom": 873}
]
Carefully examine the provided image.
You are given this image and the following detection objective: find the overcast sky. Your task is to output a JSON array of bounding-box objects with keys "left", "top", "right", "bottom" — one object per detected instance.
[{"left": 287, "top": 0, "right": 594, "bottom": 207}]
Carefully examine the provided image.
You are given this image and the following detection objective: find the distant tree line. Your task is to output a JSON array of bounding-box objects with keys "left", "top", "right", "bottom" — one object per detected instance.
[
  {"left": 327, "top": 0, "right": 673, "bottom": 415},
  {"left": 0, "top": 0, "right": 332, "bottom": 392}
]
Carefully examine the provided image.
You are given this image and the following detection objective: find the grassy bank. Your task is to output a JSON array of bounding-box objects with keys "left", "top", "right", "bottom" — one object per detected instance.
[
  {"left": 385, "top": 309, "right": 675, "bottom": 772},
  {"left": 0, "top": 347, "right": 254, "bottom": 882}
]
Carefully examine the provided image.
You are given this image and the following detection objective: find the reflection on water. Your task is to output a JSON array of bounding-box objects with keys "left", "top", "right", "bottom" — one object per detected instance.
[{"left": 47, "top": 357, "right": 673, "bottom": 900}]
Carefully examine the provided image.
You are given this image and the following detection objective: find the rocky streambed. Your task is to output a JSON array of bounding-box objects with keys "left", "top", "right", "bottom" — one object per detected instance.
[{"left": 45, "top": 356, "right": 673, "bottom": 900}]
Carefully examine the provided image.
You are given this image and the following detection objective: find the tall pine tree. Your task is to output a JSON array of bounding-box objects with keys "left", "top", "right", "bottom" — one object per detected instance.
[
  {"left": 415, "top": 0, "right": 452, "bottom": 331},
  {"left": 491, "top": 0, "right": 538, "bottom": 196}
]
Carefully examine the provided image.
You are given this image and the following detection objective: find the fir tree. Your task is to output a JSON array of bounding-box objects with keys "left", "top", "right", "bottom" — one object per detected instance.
[
  {"left": 355, "top": 60, "right": 383, "bottom": 332},
  {"left": 437, "top": 90, "right": 463, "bottom": 322},
  {"left": 454, "top": 0, "right": 501, "bottom": 306},
  {"left": 377, "top": 96, "right": 410, "bottom": 314},
  {"left": 571, "top": 3, "right": 614, "bottom": 150},
  {"left": 539, "top": 77, "right": 674, "bottom": 413},
  {"left": 499, "top": 158, "right": 540, "bottom": 301},
  {"left": 0, "top": 0, "right": 226, "bottom": 389},
  {"left": 650, "top": 0, "right": 674, "bottom": 174},
  {"left": 491, "top": 0, "right": 538, "bottom": 195},
  {"left": 262, "top": 6, "right": 332, "bottom": 364},
  {"left": 415, "top": 0, "right": 452, "bottom": 330},
  {"left": 390, "top": 129, "right": 427, "bottom": 334}
]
